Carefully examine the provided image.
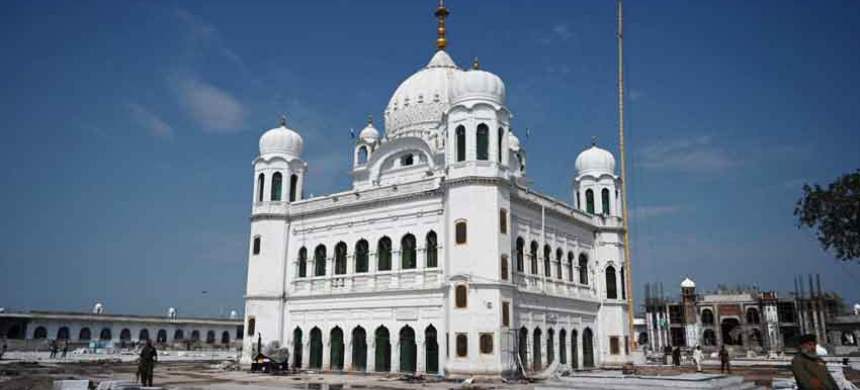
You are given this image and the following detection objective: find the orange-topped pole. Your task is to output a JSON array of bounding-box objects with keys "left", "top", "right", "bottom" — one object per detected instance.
[{"left": 435, "top": 0, "right": 450, "bottom": 50}]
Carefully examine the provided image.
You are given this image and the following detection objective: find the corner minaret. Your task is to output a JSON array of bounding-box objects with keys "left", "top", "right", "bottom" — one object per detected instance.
[{"left": 573, "top": 138, "right": 621, "bottom": 216}]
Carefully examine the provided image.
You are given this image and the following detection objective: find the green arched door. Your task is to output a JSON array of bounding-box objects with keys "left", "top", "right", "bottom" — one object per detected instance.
[
  {"left": 375, "top": 327, "right": 391, "bottom": 372},
  {"left": 309, "top": 328, "right": 323, "bottom": 369},
  {"left": 425, "top": 326, "right": 438, "bottom": 373},
  {"left": 330, "top": 327, "right": 344, "bottom": 370},
  {"left": 399, "top": 326, "right": 416, "bottom": 372},
  {"left": 352, "top": 327, "right": 367, "bottom": 371}
]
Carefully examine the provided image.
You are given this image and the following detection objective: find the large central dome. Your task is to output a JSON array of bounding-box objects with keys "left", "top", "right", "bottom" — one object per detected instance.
[{"left": 384, "top": 50, "right": 463, "bottom": 139}]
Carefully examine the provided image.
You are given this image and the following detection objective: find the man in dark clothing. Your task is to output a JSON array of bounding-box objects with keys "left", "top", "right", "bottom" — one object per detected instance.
[
  {"left": 61, "top": 342, "right": 68, "bottom": 358},
  {"left": 671, "top": 347, "right": 681, "bottom": 366},
  {"left": 139, "top": 339, "right": 158, "bottom": 387},
  {"left": 719, "top": 345, "right": 730, "bottom": 374},
  {"left": 791, "top": 334, "right": 839, "bottom": 390},
  {"left": 49, "top": 340, "right": 58, "bottom": 359}
]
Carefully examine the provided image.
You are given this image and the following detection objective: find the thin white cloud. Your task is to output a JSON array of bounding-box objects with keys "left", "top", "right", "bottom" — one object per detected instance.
[
  {"left": 173, "top": 8, "right": 255, "bottom": 83},
  {"left": 175, "top": 77, "right": 245, "bottom": 133},
  {"left": 637, "top": 135, "right": 736, "bottom": 173},
  {"left": 126, "top": 103, "right": 175, "bottom": 138},
  {"left": 630, "top": 89, "right": 644, "bottom": 101},
  {"left": 629, "top": 205, "right": 682, "bottom": 219},
  {"left": 552, "top": 23, "right": 574, "bottom": 40}
]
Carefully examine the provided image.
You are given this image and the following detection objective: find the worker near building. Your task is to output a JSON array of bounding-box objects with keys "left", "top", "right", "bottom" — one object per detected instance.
[
  {"left": 139, "top": 339, "right": 158, "bottom": 387},
  {"left": 791, "top": 334, "right": 839, "bottom": 390},
  {"left": 719, "top": 345, "right": 730, "bottom": 374},
  {"left": 672, "top": 347, "right": 681, "bottom": 366},
  {"left": 693, "top": 346, "right": 704, "bottom": 373}
]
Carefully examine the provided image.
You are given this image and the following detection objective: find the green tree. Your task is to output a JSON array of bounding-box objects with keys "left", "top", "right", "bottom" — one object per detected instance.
[{"left": 794, "top": 170, "right": 860, "bottom": 261}]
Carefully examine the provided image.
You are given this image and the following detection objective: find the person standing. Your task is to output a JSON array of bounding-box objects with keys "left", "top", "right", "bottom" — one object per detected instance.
[
  {"left": 0, "top": 340, "right": 7, "bottom": 360},
  {"left": 791, "top": 334, "right": 839, "bottom": 390},
  {"left": 49, "top": 340, "right": 58, "bottom": 359},
  {"left": 719, "top": 345, "right": 730, "bottom": 374},
  {"left": 139, "top": 339, "right": 158, "bottom": 387},
  {"left": 61, "top": 341, "right": 68, "bottom": 359},
  {"left": 672, "top": 347, "right": 681, "bottom": 367},
  {"left": 693, "top": 346, "right": 704, "bottom": 373}
]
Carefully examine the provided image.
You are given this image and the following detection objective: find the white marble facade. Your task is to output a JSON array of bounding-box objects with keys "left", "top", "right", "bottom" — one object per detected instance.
[{"left": 241, "top": 6, "right": 630, "bottom": 376}]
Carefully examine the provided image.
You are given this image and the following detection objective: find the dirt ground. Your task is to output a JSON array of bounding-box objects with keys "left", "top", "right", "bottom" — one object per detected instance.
[{"left": 1, "top": 360, "right": 859, "bottom": 390}]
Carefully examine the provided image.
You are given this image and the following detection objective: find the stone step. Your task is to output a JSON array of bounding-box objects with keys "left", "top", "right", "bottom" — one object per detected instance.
[{"left": 538, "top": 373, "right": 758, "bottom": 390}]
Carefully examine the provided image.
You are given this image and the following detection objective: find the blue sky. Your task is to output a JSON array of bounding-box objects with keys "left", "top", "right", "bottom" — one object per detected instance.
[{"left": 1, "top": 1, "right": 859, "bottom": 317}]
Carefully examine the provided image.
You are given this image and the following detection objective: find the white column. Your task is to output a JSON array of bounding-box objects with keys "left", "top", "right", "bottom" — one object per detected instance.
[
  {"left": 296, "top": 172, "right": 304, "bottom": 201},
  {"left": 392, "top": 336, "right": 401, "bottom": 373},
  {"left": 368, "top": 337, "right": 376, "bottom": 372},
  {"left": 322, "top": 331, "right": 331, "bottom": 370},
  {"left": 417, "top": 335, "right": 426, "bottom": 373},
  {"left": 344, "top": 333, "right": 353, "bottom": 371}
]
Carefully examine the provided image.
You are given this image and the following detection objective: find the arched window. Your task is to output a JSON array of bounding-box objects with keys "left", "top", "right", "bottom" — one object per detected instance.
[
  {"left": 548, "top": 328, "right": 555, "bottom": 363},
  {"left": 518, "top": 152, "right": 526, "bottom": 172},
  {"left": 530, "top": 241, "right": 539, "bottom": 274},
  {"left": 621, "top": 268, "right": 626, "bottom": 299},
  {"left": 335, "top": 242, "right": 347, "bottom": 275},
  {"left": 455, "top": 285, "right": 467, "bottom": 308},
  {"left": 357, "top": 146, "right": 368, "bottom": 165},
  {"left": 456, "top": 334, "right": 468, "bottom": 357},
  {"left": 425, "top": 231, "right": 438, "bottom": 268},
  {"left": 298, "top": 247, "right": 307, "bottom": 277},
  {"left": 157, "top": 329, "right": 167, "bottom": 343},
  {"left": 746, "top": 308, "right": 760, "bottom": 324},
  {"left": 499, "top": 209, "right": 507, "bottom": 234},
  {"left": 252, "top": 236, "right": 261, "bottom": 255},
  {"left": 33, "top": 326, "right": 47, "bottom": 339},
  {"left": 355, "top": 240, "right": 369, "bottom": 273},
  {"left": 173, "top": 330, "right": 184, "bottom": 341},
  {"left": 401, "top": 234, "right": 416, "bottom": 269},
  {"left": 378, "top": 236, "right": 392, "bottom": 271},
  {"left": 555, "top": 249, "right": 563, "bottom": 280},
  {"left": 289, "top": 174, "right": 299, "bottom": 202},
  {"left": 456, "top": 125, "right": 466, "bottom": 162},
  {"left": 139, "top": 329, "right": 150, "bottom": 341},
  {"left": 586, "top": 189, "right": 595, "bottom": 214},
  {"left": 609, "top": 336, "right": 620, "bottom": 355},
  {"left": 100, "top": 328, "right": 112, "bottom": 341},
  {"left": 257, "top": 173, "right": 265, "bottom": 202},
  {"left": 605, "top": 266, "right": 618, "bottom": 299},
  {"left": 480, "top": 333, "right": 494, "bottom": 354},
  {"left": 543, "top": 245, "right": 552, "bottom": 277},
  {"left": 455, "top": 220, "right": 467, "bottom": 244},
  {"left": 601, "top": 188, "right": 610, "bottom": 215},
  {"left": 701, "top": 309, "right": 714, "bottom": 325},
  {"left": 578, "top": 254, "right": 589, "bottom": 284},
  {"left": 314, "top": 245, "right": 327, "bottom": 276},
  {"left": 476, "top": 123, "right": 489, "bottom": 160},
  {"left": 247, "top": 317, "right": 255, "bottom": 336},
  {"left": 79, "top": 328, "right": 91, "bottom": 341},
  {"left": 516, "top": 238, "right": 525, "bottom": 272},
  {"left": 206, "top": 330, "right": 216, "bottom": 344},
  {"left": 191, "top": 330, "right": 201, "bottom": 341},
  {"left": 501, "top": 255, "right": 509, "bottom": 281},
  {"left": 120, "top": 328, "right": 131, "bottom": 341},
  {"left": 221, "top": 331, "right": 230, "bottom": 344},
  {"left": 567, "top": 252, "right": 574, "bottom": 281},
  {"left": 497, "top": 127, "right": 504, "bottom": 163},
  {"left": 271, "top": 172, "right": 283, "bottom": 201},
  {"left": 57, "top": 327, "right": 70, "bottom": 340}
]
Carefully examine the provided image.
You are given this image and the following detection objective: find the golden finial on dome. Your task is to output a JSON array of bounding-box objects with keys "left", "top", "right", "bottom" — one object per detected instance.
[
  {"left": 591, "top": 136, "right": 597, "bottom": 146},
  {"left": 435, "top": 0, "right": 450, "bottom": 51},
  {"left": 367, "top": 114, "right": 373, "bottom": 125},
  {"left": 280, "top": 115, "right": 287, "bottom": 127},
  {"left": 472, "top": 57, "right": 480, "bottom": 70}
]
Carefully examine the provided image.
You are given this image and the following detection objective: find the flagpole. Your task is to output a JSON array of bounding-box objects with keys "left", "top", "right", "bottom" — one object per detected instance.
[{"left": 617, "top": 0, "right": 636, "bottom": 352}]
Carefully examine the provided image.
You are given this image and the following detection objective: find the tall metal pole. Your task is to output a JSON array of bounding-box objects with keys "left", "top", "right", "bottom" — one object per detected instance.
[{"left": 618, "top": 0, "right": 636, "bottom": 352}]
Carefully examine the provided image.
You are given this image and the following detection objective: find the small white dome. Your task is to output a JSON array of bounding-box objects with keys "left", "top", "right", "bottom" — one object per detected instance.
[
  {"left": 168, "top": 307, "right": 177, "bottom": 318},
  {"left": 681, "top": 278, "right": 696, "bottom": 288},
  {"left": 259, "top": 119, "right": 303, "bottom": 158},
  {"left": 359, "top": 120, "right": 380, "bottom": 144},
  {"left": 451, "top": 59, "right": 505, "bottom": 105},
  {"left": 229, "top": 310, "right": 239, "bottom": 320},
  {"left": 508, "top": 131, "right": 521, "bottom": 151},
  {"left": 575, "top": 144, "right": 616, "bottom": 176},
  {"left": 385, "top": 50, "right": 463, "bottom": 139},
  {"left": 93, "top": 303, "right": 104, "bottom": 314}
]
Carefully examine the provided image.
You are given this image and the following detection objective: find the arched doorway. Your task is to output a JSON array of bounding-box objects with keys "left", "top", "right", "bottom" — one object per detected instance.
[
  {"left": 309, "top": 327, "right": 323, "bottom": 369},
  {"left": 206, "top": 331, "right": 216, "bottom": 344},
  {"left": 57, "top": 327, "right": 70, "bottom": 340},
  {"left": 352, "top": 326, "right": 367, "bottom": 371},
  {"left": 571, "top": 329, "right": 579, "bottom": 369},
  {"left": 139, "top": 329, "right": 150, "bottom": 341},
  {"left": 547, "top": 328, "right": 555, "bottom": 364},
  {"left": 293, "top": 328, "right": 303, "bottom": 369},
  {"left": 190, "top": 330, "right": 201, "bottom": 342},
  {"left": 120, "top": 329, "right": 131, "bottom": 341},
  {"left": 425, "top": 326, "right": 438, "bottom": 373},
  {"left": 174, "top": 329, "right": 185, "bottom": 341},
  {"left": 399, "top": 326, "right": 416, "bottom": 373},
  {"left": 583, "top": 328, "right": 594, "bottom": 368},
  {"left": 157, "top": 329, "right": 167, "bottom": 343},
  {"left": 330, "top": 327, "right": 344, "bottom": 370},
  {"left": 703, "top": 329, "right": 716, "bottom": 346},
  {"left": 721, "top": 318, "right": 742, "bottom": 345},
  {"left": 79, "top": 328, "right": 91, "bottom": 341},
  {"left": 34, "top": 326, "right": 47, "bottom": 339},
  {"left": 533, "top": 328, "right": 542, "bottom": 371},
  {"left": 221, "top": 331, "right": 230, "bottom": 344},
  {"left": 518, "top": 327, "right": 528, "bottom": 371},
  {"left": 100, "top": 328, "right": 112, "bottom": 341},
  {"left": 374, "top": 326, "right": 391, "bottom": 372},
  {"left": 6, "top": 324, "right": 24, "bottom": 339},
  {"left": 559, "top": 329, "right": 567, "bottom": 364}
]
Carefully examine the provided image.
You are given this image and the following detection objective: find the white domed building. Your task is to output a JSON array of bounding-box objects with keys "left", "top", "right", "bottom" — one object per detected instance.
[{"left": 241, "top": 3, "right": 631, "bottom": 376}]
